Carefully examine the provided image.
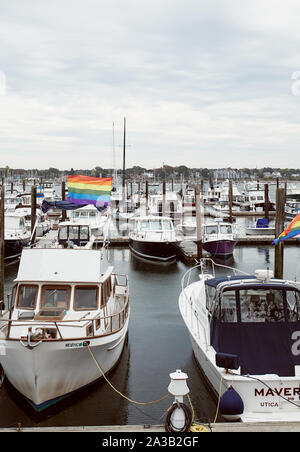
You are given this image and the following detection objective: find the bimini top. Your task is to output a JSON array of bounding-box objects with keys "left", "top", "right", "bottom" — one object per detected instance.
[
  {"left": 205, "top": 273, "right": 298, "bottom": 291},
  {"left": 16, "top": 248, "right": 111, "bottom": 283},
  {"left": 205, "top": 275, "right": 254, "bottom": 288}
]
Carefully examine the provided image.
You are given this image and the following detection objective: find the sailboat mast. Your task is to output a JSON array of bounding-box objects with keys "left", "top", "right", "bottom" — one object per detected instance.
[
  {"left": 122, "top": 117, "right": 126, "bottom": 199},
  {"left": 112, "top": 121, "right": 117, "bottom": 188}
]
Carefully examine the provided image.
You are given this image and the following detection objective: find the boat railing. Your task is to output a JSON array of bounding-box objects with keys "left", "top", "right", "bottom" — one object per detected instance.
[
  {"left": 0, "top": 277, "right": 130, "bottom": 341},
  {"left": 181, "top": 258, "right": 249, "bottom": 293},
  {"left": 180, "top": 258, "right": 249, "bottom": 350}
]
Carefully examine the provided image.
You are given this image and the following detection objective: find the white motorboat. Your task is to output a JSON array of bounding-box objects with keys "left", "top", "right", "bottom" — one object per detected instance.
[
  {"left": 68, "top": 205, "right": 109, "bottom": 238},
  {"left": 4, "top": 211, "right": 31, "bottom": 264},
  {"left": 0, "top": 246, "right": 130, "bottom": 411},
  {"left": 202, "top": 220, "right": 237, "bottom": 257},
  {"left": 246, "top": 218, "right": 276, "bottom": 236},
  {"left": 148, "top": 192, "right": 182, "bottom": 220},
  {"left": 179, "top": 259, "right": 300, "bottom": 423},
  {"left": 128, "top": 215, "right": 181, "bottom": 262}
]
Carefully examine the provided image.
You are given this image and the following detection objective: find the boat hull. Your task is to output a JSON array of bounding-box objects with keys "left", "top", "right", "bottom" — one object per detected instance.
[
  {"left": 4, "top": 238, "right": 30, "bottom": 264},
  {"left": 0, "top": 318, "right": 129, "bottom": 410},
  {"left": 129, "top": 239, "right": 177, "bottom": 261},
  {"left": 203, "top": 239, "right": 236, "bottom": 257},
  {"left": 246, "top": 227, "right": 275, "bottom": 236}
]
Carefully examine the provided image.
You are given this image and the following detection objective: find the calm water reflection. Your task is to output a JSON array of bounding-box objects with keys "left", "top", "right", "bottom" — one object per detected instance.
[{"left": 1, "top": 244, "right": 299, "bottom": 427}]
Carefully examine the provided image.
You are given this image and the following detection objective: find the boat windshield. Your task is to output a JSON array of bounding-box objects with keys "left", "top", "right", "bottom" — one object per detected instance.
[
  {"left": 17, "top": 284, "right": 38, "bottom": 309},
  {"left": 41, "top": 285, "right": 70, "bottom": 310},
  {"left": 74, "top": 286, "right": 99, "bottom": 310},
  {"left": 219, "top": 286, "right": 300, "bottom": 323},
  {"left": 206, "top": 226, "right": 218, "bottom": 235},
  {"left": 220, "top": 225, "right": 232, "bottom": 234},
  {"left": 149, "top": 219, "right": 162, "bottom": 230}
]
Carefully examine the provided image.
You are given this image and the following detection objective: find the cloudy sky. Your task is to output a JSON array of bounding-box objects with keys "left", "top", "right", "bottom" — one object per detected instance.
[{"left": 1, "top": 0, "right": 300, "bottom": 170}]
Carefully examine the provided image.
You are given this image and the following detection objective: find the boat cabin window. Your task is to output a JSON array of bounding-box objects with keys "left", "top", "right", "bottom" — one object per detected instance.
[
  {"left": 206, "top": 226, "right": 217, "bottom": 235},
  {"left": 80, "top": 226, "right": 89, "bottom": 241},
  {"left": 240, "top": 289, "right": 285, "bottom": 323},
  {"left": 69, "top": 226, "right": 79, "bottom": 240},
  {"left": 89, "top": 211, "right": 96, "bottom": 217},
  {"left": 73, "top": 212, "right": 80, "bottom": 218},
  {"left": 220, "top": 290, "right": 237, "bottom": 323},
  {"left": 286, "top": 289, "right": 300, "bottom": 321},
  {"left": 41, "top": 285, "right": 70, "bottom": 310},
  {"left": 220, "top": 225, "right": 232, "bottom": 234},
  {"left": 140, "top": 220, "right": 150, "bottom": 231},
  {"left": 17, "top": 284, "right": 38, "bottom": 309},
  {"left": 163, "top": 220, "right": 172, "bottom": 230},
  {"left": 150, "top": 219, "right": 162, "bottom": 230},
  {"left": 205, "top": 284, "right": 216, "bottom": 311},
  {"left": 101, "top": 278, "right": 112, "bottom": 306},
  {"left": 59, "top": 226, "right": 68, "bottom": 240},
  {"left": 74, "top": 286, "right": 99, "bottom": 310}
]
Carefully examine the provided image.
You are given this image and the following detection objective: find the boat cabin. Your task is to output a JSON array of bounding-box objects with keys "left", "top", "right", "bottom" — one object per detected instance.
[
  {"left": 206, "top": 275, "right": 300, "bottom": 376},
  {"left": 7, "top": 248, "right": 121, "bottom": 339},
  {"left": 58, "top": 223, "right": 90, "bottom": 247},
  {"left": 203, "top": 222, "right": 233, "bottom": 237},
  {"left": 129, "top": 216, "right": 175, "bottom": 239}
]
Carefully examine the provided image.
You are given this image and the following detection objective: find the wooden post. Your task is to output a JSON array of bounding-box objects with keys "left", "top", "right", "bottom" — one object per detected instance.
[
  {"left": 162, "top": 179, "right": 166, "bottom": 217},
  {"left": 0, "top": 186, "right": 4, "bottom": 304},
  {"left": 274, "top": 188, "right": 285, "bottom": 279},
  {"left": 145, "top": 180, "right": 149, "bottom": 215},
  {"left": 61, "top": 181, "right": 67, "bottom": 221},
  {"left": 264, "top": 184, "right": 269, "bottom": 222},
  {"left": 228, "top": 180, "right": 233, "bottom": 224},
  {"left": 137, "top": 182, "right": 141, "bottom": 207},
  {"left": 31, "top": 185, "right": 37, "bottom": 245},
  {"left": 195, "top": 185, "right": 203, "bottom": 260}
]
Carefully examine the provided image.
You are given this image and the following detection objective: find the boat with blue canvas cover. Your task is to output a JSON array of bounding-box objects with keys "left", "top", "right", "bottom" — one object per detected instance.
[
  {"left": 246, "top": 218, "right": 276, "bottom": 236},
  {"left": 179, "top": 259, "right": 300, "bottom": 422}
]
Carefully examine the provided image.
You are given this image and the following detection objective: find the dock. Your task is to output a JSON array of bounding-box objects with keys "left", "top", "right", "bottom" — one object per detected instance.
[
  {"left": 1, "top": 421, "right": 300, "bottom": 432},
  {"left": 34, "top": 230, "right": 299, "bottom": 267}
]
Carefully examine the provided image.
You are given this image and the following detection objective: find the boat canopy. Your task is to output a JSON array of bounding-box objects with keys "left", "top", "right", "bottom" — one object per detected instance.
[
  {"left": 41, "top": 200, "right": 105, "bottom": 213},
  {"left": 256, "top": 218, "right": 269, "bottom": 228},
  {"left": 16, "top": 248, "right": 111, "bottom": 283},
  {"left": 209, "top": 280, "right": 300, "bottom": 377}
]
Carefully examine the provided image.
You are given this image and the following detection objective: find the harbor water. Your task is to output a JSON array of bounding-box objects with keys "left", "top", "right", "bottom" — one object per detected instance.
[{"left": 1, "top": 242, "right": 299, "bottom": 428}]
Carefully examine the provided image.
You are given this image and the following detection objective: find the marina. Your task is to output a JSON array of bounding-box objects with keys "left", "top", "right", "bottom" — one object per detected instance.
[
  {"left": 2, "top": 0, "right": 300, "bottom": 436},
  {"left": 0, "top": 177, "right": 299, "bottom": 432}
]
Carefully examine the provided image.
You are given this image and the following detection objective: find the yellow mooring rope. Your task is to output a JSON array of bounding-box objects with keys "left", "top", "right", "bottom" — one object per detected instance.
[
  {"left": 87, "top": 344, "right": 216, "bottom": 432},
  {"left": 87, "top": 344, "right": 170, "bottom": 406}
]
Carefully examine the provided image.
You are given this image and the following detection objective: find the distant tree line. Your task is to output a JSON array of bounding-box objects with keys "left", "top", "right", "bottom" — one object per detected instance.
[{"left": 1, "top": 165, "right": 300, "bottom": 181}]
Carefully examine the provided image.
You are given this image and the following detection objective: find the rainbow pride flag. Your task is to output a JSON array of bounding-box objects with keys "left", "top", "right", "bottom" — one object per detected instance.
[
  {"left": 273, "top": 213, "right": 300, "bottom": 245},
  {"left": 67, "top": 175, "right": 113, "bottom": 208}
]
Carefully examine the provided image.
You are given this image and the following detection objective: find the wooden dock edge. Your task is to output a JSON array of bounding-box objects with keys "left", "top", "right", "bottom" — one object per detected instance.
[{"left": 1, "top": 421, "right": 300, "bottom": 432}]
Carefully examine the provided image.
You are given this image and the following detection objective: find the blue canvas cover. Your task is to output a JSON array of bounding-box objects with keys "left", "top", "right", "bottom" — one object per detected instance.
[
  {"left": 210, "top": 283, "right": 300, "bottom": 377},
  {"left": 41, "top": 200, "right": 105, "bottom": 214},
  {"left": 256, "top": 218, "right": 269, "bottom": 228}
]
